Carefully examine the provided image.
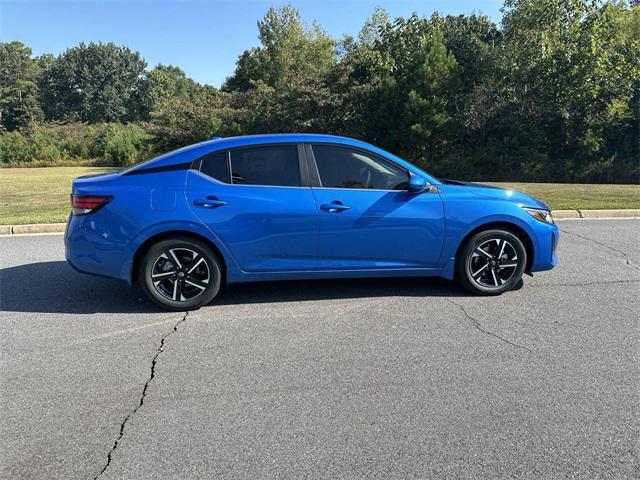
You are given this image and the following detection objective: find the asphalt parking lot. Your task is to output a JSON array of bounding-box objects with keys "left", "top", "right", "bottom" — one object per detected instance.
[{"left": 1, "top": 219, "right": 639, "bottom": 479}]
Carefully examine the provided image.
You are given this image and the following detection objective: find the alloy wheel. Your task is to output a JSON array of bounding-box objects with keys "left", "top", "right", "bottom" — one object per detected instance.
[
  {"left": 468, "top": 238, "right": 520, "bottom": 289},
  {"left": 151, "top": 248, "right": 210, "bottom": 302}
]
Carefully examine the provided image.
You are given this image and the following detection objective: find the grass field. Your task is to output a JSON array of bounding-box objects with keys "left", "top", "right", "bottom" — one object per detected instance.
[
  {"left": 0, "top": 167, "right": 638, "bottom": 225},
  {"left": 0, "top": 167, "right": 117, "bottom": 225},
  {"left": 487, "top": 182, "right": 640, "bottom": 210}
]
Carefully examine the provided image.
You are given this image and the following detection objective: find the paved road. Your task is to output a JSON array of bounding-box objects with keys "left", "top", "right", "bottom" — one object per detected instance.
[{"left": 1, "top": 220, "right": 639, "bottom": 479}]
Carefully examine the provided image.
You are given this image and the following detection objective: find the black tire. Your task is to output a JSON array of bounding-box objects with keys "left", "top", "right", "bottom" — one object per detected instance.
[
  {"left": 455, "top": 229, "right": 527, "bottom": 295},
  {"left": 140, "top": 236, "right": 221, "bottom": 311}
]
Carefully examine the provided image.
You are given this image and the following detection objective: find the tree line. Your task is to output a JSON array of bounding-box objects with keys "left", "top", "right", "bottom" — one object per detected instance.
[{"left": 1, "top": 0, "right": 638, "bottom": 183}]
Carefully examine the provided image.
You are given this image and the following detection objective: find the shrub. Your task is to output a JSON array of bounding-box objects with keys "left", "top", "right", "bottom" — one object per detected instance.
[
  {"left": 38, "top": 123, "right": 91, "bottom": 160},
  {"left": 0, "top": 130, "right": 36, "bottom": 164},
  {"left": 88, "top": 123, "right": 152, "bottom": 166},
  {"left": 0, "top": 122, "right": 155, "bottom": 167}
]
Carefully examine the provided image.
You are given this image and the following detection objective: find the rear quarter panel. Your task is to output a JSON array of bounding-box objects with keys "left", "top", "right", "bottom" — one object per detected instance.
[{"left": 67, "top": 170, "right": 186, "bottom": 282}]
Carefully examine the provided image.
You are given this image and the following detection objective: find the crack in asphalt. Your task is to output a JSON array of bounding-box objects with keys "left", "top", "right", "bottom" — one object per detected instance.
[
  {"left": 93, "top": 311, "right": 189, "bottom": 479},
  {"left": 446, "top": 299, "right": 533, "bottom": 354},
  {"left": 559, "top": 228, "right": 640, "bottom": 271}
]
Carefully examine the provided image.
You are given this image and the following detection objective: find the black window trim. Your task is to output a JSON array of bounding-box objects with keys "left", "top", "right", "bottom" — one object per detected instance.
[
  {"left": 306, "top": 142, "right": 411, "bottom": 192},
  {"left": 194, "top": 142, "right": 311, "bottom": 188},
  {"left": 124, "top": 161, "right": 192, "bottom": 176}
]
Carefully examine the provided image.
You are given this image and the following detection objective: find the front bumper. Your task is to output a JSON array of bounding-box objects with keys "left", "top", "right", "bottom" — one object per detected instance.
[{"left": 529, "top": 222, "right": 559, "bottom": 272}]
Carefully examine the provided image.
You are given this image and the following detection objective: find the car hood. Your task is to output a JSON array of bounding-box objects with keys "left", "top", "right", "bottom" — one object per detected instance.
[{"left": 441, "top": 179, "right": 550, "bottom": 210}]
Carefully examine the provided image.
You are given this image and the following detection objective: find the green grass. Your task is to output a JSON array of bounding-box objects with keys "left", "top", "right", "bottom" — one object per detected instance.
[
  {"left": 0, "top": 166, "right": 117, "bottom": 225},
  {"left": 0, "top": 167, "right": 638, "bottom": 225},
  {"left": 486, "top": 182, "right": 640, "bottom": 210}
]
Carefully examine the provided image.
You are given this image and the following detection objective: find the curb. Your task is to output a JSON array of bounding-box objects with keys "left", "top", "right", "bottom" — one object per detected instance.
[
  {"left": 552, "top": 210, "right": 581, "bottom": 219},
  {"left": 1, "top": 209, "right": 639, "bottom": 235},
  {"left": 2, "top": 223, "right": 66, "bottom": 235},
  {"left": 553, "top": 208, "right": 640, "bottom": 219}
]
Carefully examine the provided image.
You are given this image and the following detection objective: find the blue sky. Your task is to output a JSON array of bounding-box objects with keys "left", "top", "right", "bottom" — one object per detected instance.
[{"left": 1, "top": 0, "right": 503, "bottom": 87}]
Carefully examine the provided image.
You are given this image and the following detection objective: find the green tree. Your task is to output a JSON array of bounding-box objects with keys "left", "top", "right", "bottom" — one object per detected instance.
[
  {"left": 40, "top": 42, "right": 146, "bottom": 122},
  {"left": 153, "top": 64, "right": 201, "bottom": 99},
  {"left": 224, "top": 5, "right": 336, "bottom": 90},
  {"left": 0, "top": 41, "right": 43, "bottom": 131},
  {"left": 131, "top": 66, "right": 176, "bottom": 120},
  {"left": 348, "top": 15, "right": 457, "bottom": 169},
  {"left": 132, "top": 64, "right": 206, "bottom": 120},
  {"left": 499, "top": 0, "right": 640, "bottom": 181},
  {"left": 222, "top": 5, "right": 338, "bottom": 136},
  {"left": 150, "top": 89, "right": 249, "bottom": 150}
]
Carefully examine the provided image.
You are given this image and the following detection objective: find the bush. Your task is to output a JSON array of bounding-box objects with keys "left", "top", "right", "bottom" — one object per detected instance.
[
  {"left": 0, "top": 130, "right": 36, "bottom": 164},
  {"left": 0, "top": 122, "right": 94, "bottom": 166},
  {"left": 37, "top": 123, "right": 91, "bottom": 160},
  {"left": 0, "top": 122, "right": 155, "bottom": 167},
  {"left": 87, "top": 123, "right": 152, "bottom": 166}
]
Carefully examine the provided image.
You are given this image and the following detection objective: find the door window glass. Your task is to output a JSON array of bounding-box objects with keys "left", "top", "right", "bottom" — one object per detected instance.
[
  {"left": 199, "top": 151, "right": 231, "bottom": 183},
  {"left": 312, "top": 145, "right": 408, "bottom": 190},
  {"left": 230, "top": 145, "right": 300, "bottom": 187}
]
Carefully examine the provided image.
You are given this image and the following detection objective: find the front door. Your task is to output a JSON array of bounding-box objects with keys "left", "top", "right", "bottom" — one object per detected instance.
[
  {"left": 308, "top": 144, "right": 445, "bottom": 270},
  {"left": 186, "top": 144, "right": 318, "bottom": 272}
]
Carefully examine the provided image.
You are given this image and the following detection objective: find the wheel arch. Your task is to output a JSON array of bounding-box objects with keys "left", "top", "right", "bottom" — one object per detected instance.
[
  {"left": 455, "top": 221, "right": 535, "bottom": 274},
  {"left": 131, "top": 230, "right": 228, "bottom": 286}
]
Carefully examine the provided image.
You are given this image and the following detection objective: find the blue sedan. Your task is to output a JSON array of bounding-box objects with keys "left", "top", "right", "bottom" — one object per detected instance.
[{"left": 65, "top": 134, "right": 558, "bottom": 310}]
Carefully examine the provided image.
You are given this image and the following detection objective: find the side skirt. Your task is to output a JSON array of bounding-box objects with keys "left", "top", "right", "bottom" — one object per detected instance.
[{"left": 228, "top": 267, "right": 445, "bottom": 284}]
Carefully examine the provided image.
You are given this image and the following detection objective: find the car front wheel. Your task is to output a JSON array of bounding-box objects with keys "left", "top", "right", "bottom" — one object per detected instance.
[
  {"left": 140, "top": 237, "right": 221, "bottom": 310},
  {"left": 456, "top": 229, "right": 527, "bottom": 295}
]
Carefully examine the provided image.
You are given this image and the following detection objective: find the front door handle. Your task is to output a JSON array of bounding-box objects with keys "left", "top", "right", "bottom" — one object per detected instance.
[
  {"left": 320, "top": 201, "right": 351, "bottom": 213},
  {"left": 194, "top": 196, "right": 227, "bottom": 208}
]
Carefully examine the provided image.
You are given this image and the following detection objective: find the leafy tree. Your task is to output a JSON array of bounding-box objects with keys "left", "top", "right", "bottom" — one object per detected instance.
[
  {"left": 0, "top": 41, "right": 43, "bottom": 131},
  {"left": 153, "top": 64, "right": 201, "bottom": 99},
  {"left": 347, "top": 15, "right": 457, "bottom": 168},
  {"left": 356, "top": 7, "right": 390, "bottom": 46},
  {"left": 499, "top": 0, "right": 640, "bottom": 181},
  {"left": 131, "top": 64, "right": 207, "bottom": 120},
  {"left": 224, "top": 5, "right": 336, "bottom": 90},
  {"left": 131, "top": 66, "right": 175, "bottom": 120},
  {"left": 39, "top": 42, "right": 146, "bottom": 122},
  {"left": 150, "top": 89, "right": 249, "bottom": 150}
]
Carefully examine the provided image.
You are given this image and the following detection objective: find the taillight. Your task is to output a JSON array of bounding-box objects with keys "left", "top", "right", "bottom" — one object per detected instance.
[{"left": 70, "top": 195, "right": 112, "bottom": 215}]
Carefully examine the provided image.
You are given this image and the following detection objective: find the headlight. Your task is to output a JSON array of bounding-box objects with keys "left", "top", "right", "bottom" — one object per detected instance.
[{"left": 523, "top": 207, "right": 554, "bottom": 224}]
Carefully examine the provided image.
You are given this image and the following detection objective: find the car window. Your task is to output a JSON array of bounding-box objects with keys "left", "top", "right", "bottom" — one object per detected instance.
[
  {"left": 230, "top": 145, "right": 300, "bottom": 187},
  {"left": 312, "top": 145, "right": 409, "bottom": 190},
  {"left": 199, "top": 151, "right": 231, "bottom": 183}
]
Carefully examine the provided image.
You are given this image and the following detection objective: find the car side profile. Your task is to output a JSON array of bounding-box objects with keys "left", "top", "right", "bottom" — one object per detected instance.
[{"left": 65, "top": 134, "right": 558, "bottom": 310}]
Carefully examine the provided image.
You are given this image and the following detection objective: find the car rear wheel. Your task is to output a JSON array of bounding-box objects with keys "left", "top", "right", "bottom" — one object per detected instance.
[
  {"left": 455, "top": 229, "right": 527, "bottom": 295},
  {"left": 140, "top": 237, "right": 221, "bottom": 310}
]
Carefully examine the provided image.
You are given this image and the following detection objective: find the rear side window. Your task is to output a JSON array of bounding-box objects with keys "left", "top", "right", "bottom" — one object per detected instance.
[
  {"left": 199, "top": 151, "right": 231, "bottom": 183},
  {"left": 312, "top": 145, "right": 408, "bottom": 190},
  {"left": 230, "top": 145, "right": 300, "bottom": 187}
]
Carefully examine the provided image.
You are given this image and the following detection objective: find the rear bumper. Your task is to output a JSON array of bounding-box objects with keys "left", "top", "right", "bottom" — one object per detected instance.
[{"left": 65, "top": 214, "right": 132, "bottom": 284}]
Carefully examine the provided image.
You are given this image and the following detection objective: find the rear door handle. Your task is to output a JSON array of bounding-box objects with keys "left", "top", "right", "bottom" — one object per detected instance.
[
  {"left": 320, "top": 201, "right": 351, "bottom": 213},
  {"left": 194, "top": 196, "right": 227, "bottom": 208}
]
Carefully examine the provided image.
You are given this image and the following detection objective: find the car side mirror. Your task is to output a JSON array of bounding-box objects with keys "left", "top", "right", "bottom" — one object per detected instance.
[{"left": 408, "top": 175, "right": 428, "bottom": 193}]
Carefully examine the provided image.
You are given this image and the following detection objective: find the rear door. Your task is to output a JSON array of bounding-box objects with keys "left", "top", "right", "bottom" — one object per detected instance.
[
  {"left": 186, "top": 144, "right": 318, "bottom": 272},
  {"left": 308, "top": 144, "right": 445, "bottom": 270}
]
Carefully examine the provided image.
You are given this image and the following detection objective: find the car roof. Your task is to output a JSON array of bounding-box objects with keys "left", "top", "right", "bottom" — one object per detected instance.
[
  {"left": 124, "top": 133, "right": 440, "bottom": 184},
  {"left": 200, "top": 133, "right": 376, "bottom": 150}
]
